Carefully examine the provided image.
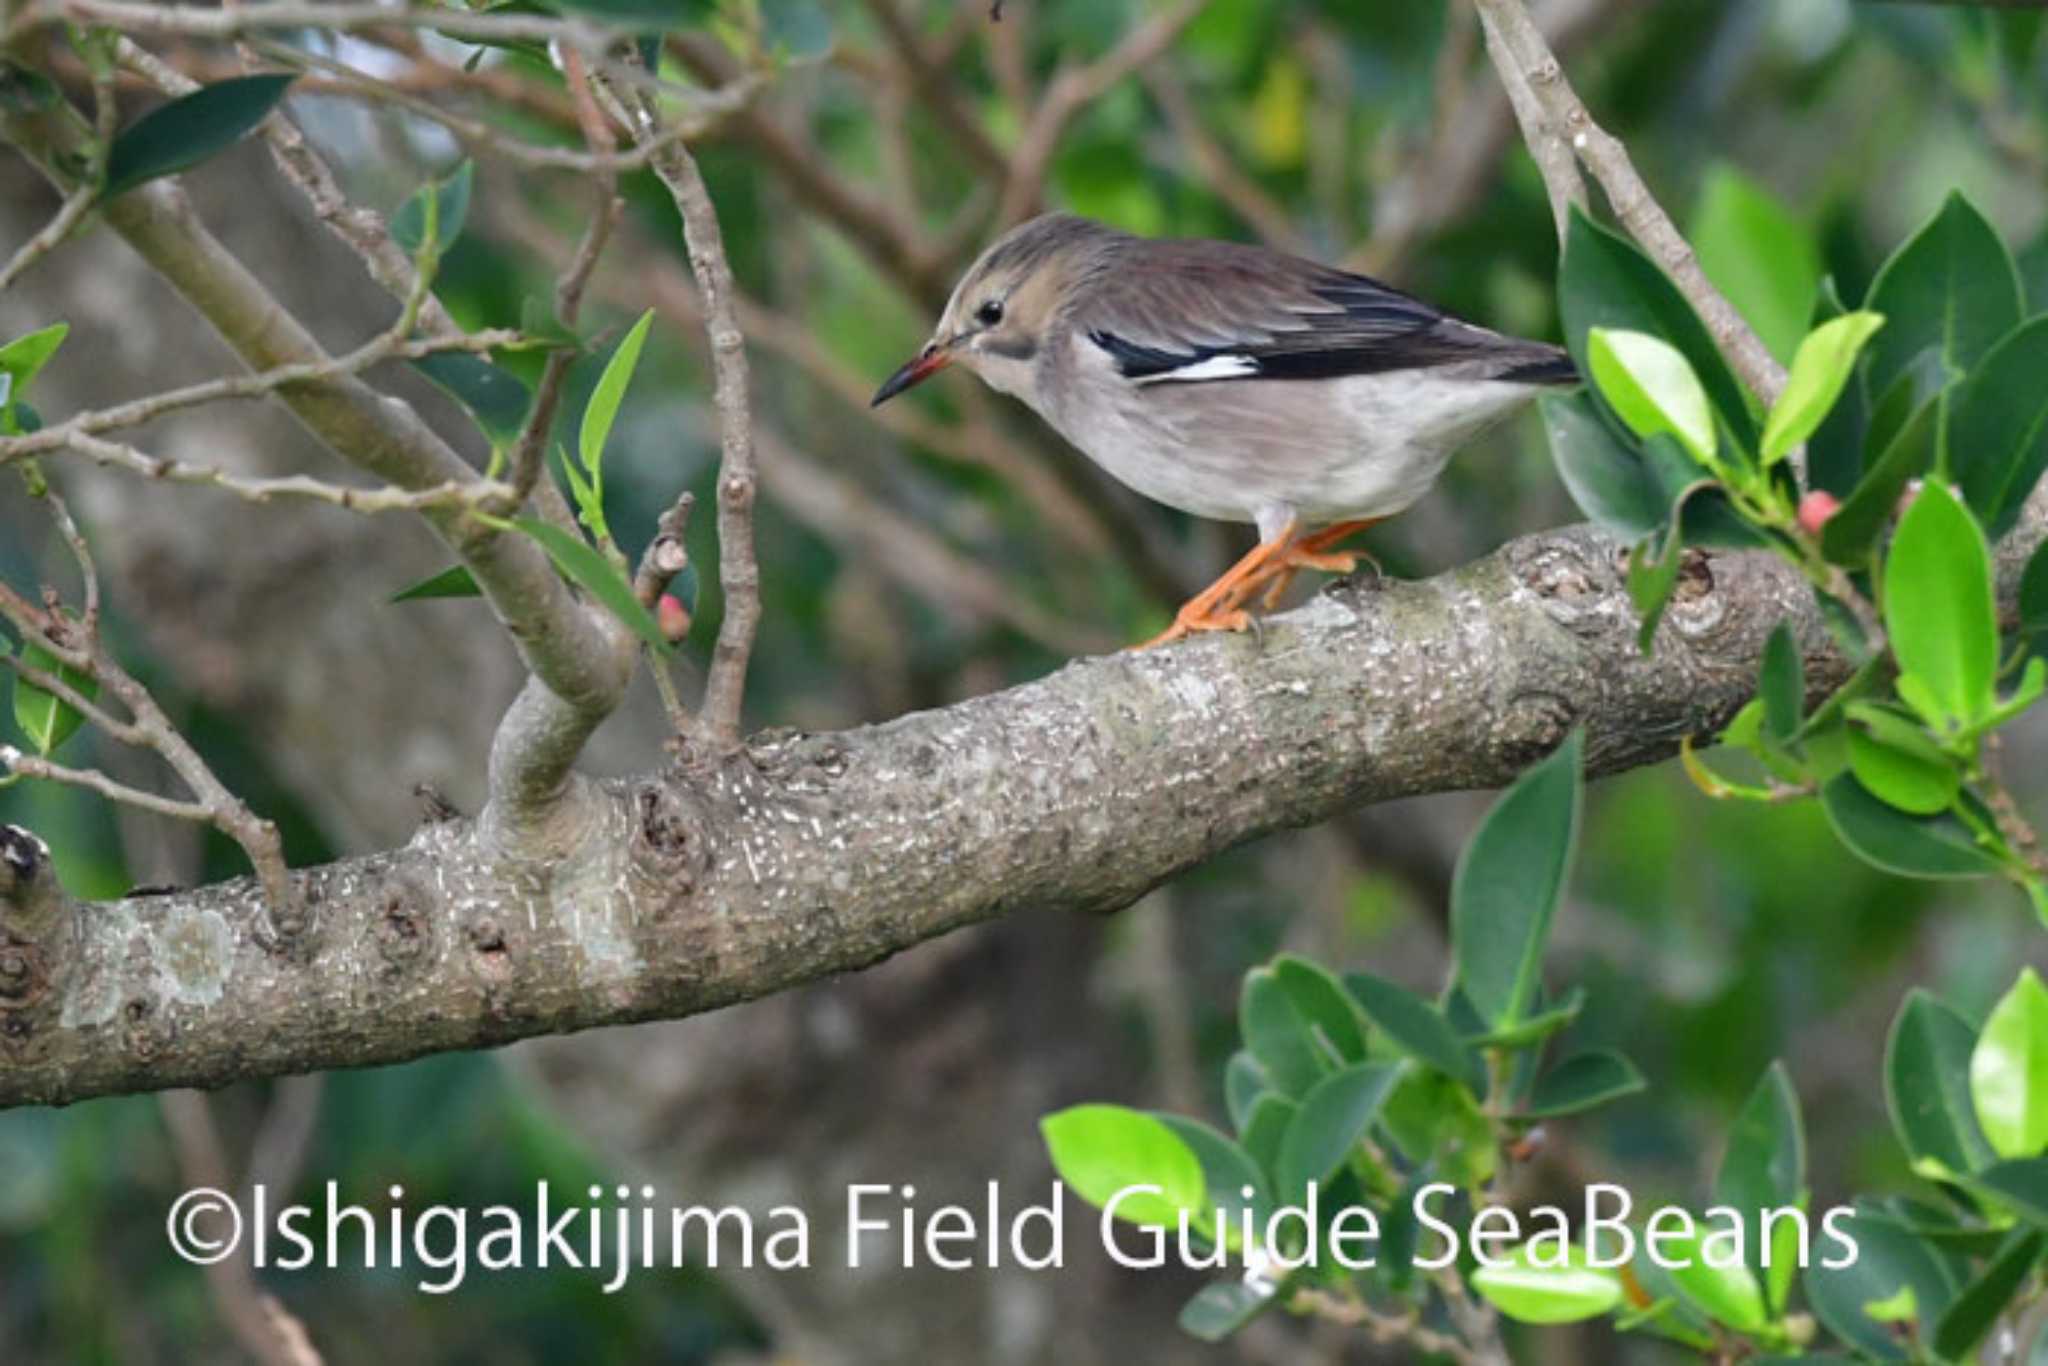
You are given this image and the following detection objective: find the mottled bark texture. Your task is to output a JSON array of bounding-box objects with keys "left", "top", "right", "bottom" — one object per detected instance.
[{"left": 21, "top": 502, "right": 2038, "bottom": 1111}]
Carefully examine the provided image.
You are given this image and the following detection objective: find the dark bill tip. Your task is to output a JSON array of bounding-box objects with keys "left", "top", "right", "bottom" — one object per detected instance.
[{"left": 871, "top": 345, "right": 951, "bottom": 407}]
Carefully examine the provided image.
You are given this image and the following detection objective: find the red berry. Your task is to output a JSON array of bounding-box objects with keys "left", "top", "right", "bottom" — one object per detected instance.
[{"left": 1797, "top": 491, "right": 1840, "bottom": 536}]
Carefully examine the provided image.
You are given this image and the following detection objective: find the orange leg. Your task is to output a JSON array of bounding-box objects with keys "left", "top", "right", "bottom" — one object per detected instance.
[
  {"left": 1258, "top": 518, "right": 1385, "bottom": 610},
  {"left": 1135, "top": 520, "right": 1302, "bottom": 650}
]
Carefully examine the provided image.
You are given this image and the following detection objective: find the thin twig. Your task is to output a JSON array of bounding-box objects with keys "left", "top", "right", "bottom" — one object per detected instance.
[
  {"left": 1471, "top": 0, "right": 1787, "bottom": 408},
  {"left": 0, "top": 185, "right": 94, "bottom": 290},
  {"left": 605, "top": 75, "right": 762, "bottom": 748}
]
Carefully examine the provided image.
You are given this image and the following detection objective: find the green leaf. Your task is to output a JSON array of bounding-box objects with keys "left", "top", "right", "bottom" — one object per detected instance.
[
  {"left": 1274, "top": 1062, "right": 1401, "bottom": 1206},
  {"left": 1154, "top": 1116, "right": 1271, "bottom": 1234},
  {"left": 1661, "top": 1226, "right": 1768, "bottom": 1334},
  {"left": 1973, "top": 1157, "right": 2048, "bottom": 1224},
  {"left": 1805, "top": 1210, "right": 1958, "bottom": 1359},
  {"left": 761, "top": 0, "right": 832, "bottom": 56},
  {"left": 580, "top": 309, "right": 654, "bottom": 482},
  {"left": 1713, "top": 1063, "right": 1807, "bottom": 1315},
  {"left": 1820, "top": 774, "right": 2005, "bottom": 879},
  {"left": 1821, "top": 386, "right": 1943, "bottom": 566},
  {"left": 102, "top": 74, "right": 296, "bottom": 200},
  {"left": 389, "top": 564, "right": 482, "bottom": 603},
  {"left": 0, "top": 323, "right": 68, "bottom": 394},
  {"left": 1691, "top": 165, "right": 1823, "bottom": 365},
  {"left": 1949, "top": 315, "right": 2048, "bottom": 540},
  {"left": 1932, "top": 1229, "right": 2044, "bottom": 1363},
  {"left": 1972, "top": 969, "right": 2048, "bottom": 1161},
  {"left": 1271, "top": 955, "right": 1369, "bottom": 1064},
  {"left": 410, "top": 352, "right": 533, "bottom": 446},
  {"left": 1864, "top": 191, "right": 2025, "bottom": 399},
  {"left": 2024, "top": 541, "right": 2048, "bottom": 660},
  {"left": 10, "top": 643, "right": 95, "bottom": 755},
  {"left": 1238, "top": 1094, "right": 1296, "bottom": 1178},
  {"left": 1625, "top": 522, "right": 1685, "bottom": 653},
  {"left": 1888, "top": 990, "right": 1998, "bottom": 1178},
  {"left": 1523, "top": 1050, "right": 1647, "bottom": 1118},
  {"left": 1040, "top": 1105, "right": 1206, "bottom": 1229},
  {"left": 1451, "top": 730, "right": 1584, "bottom": 1028},
  {"left": 1759, "top": 622, "right": 1803, "bottom": 742},
  {"left": 506, "top": 517, "right": 670, "bottom": 653},
  {"left": 0, "top": 59, "right": 61, "bottom": 116},
  {"left": 1343, "top": 971, "right": 1480, "bottom": 1090},
  {"left": 1224, "top": 1052, "right": 1270, "bottom": 1134},
  {"left": 1470, "top": 1242, "right": 1624, "bottom": 1324},
  {"left": 1177, "top": 1281, "right": 1274, "bottom": 1342},
  {"left": 1846, "top": 714, "right": 1961, "bottom": 816},
  {"left": 1239, "top": 967, "right": 1328, "bottom": 1098},
  {"left": 1541, "top": 390, "right": 1668, "bottom": 538},
  {"left": 1561, "top": 206, "right": 1760, "bottom": 449},
  {"left": 392, "top": 160, "right": 474, "bottom": 258},
  {"left": 1885, "top": 482, "right": 1998, "bottom": 731},
  {"left": 1587, "top": 328, "right": 1717, "bottom": 465},
  {"left": 1762, "top": 312, "right": 1886, "bottom": 467}
]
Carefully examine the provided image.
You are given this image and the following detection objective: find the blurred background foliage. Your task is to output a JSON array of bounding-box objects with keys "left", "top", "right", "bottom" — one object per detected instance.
[{"left": 2, "top": 0, "right": 2048, "bottom": 1361}]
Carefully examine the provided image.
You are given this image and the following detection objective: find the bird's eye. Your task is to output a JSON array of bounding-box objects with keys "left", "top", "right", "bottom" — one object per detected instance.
[{"left": 975, "top": 299, "right": 1005, "bottom": 326}]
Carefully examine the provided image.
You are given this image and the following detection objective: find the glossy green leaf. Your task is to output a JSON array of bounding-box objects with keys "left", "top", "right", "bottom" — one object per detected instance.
[
  {"left": 1660, "top": 1225, "right": 1768, "bottom": 1333},
  {"left": 1885, "top": 482, "right": 1997, "bottom": 731},
  {"left": 2023, "top": 541, "right": 2048, "bottom": 646},
  {"left": 1451, "top": 730, "right": 1583, "bottom": 1028},
  {"left": 410, "top": 352, "right": 533, "bottom": 445},
  {"left": 389, "top": 564, "right": 483, "bottom": 603},
  {"left": 1541, "top": 390, "right": 1667, "bottom": 538},
  {"left": 1761, "top": 311, "right": 1885, "bottom": 467},
  {"left": 1805, "top": 1211, "right": 1957, "bottom": 1362},
  {"left": 1560, "top": 207, "right": 1759, "bottom": 448},
  {"left": 1713, "top": 1063, "right": 1806, "bottom": 1314},
  {"left": 1888, "top": 990, "right": 1998, "bottom": 1177},
  {"left": 1972, "top": 969, "right": 2048, "bottom": 1161},
  {"left": 1691, "top": 164, "right": 1823, "bottom": 365},
  {"left": 1846, "top": 719, "right": 1961, "bottom": 816},
  {"left": 580, "top": 309, "right": 654, "bottom": 480},
  {"left": 1949, "top": 315, "right": 2048, "bottom": 539},
  {"left": 1821, "top": 387, "right": 1943, "bottom": 566},
  {"left": 1344, "top": 971, "right": 1480, "bottom": 1089},
  {"left": 1973, "top": 1157, "right": 2048, "bottom": 1224},
  {"left": 1040, "top": 1105, "right": 1205, "bottom": 1228},
  {"left": 1933, "top": 1229, "right": 2044, "bottom": 1362},
  {"left": 1587, "top": 328, "right": 1717, "bottom": 465},
  {"left": 103, "top": 74, "right": 296, "bottom": 200},
  {"left": 1274, "top": 1062, "right": 1401, "bottom": 1206},
  {"left": 0, "top": 323, "right": 68, "bottom": 393},
  {"left": 1240, "top": 967, "right": 1328, "bottom": 1098},
  {"left": 1470, "top": 1242, "right": 1624, "bottom": 1324},
  {"left": 10, "top": 643, "right": 95, "bottom": 755},
  {"left": 1177, "top": 1281, "right": 1274, "bottom": 1342},
  {"left": 507, "top": 518, "right": 670, "bottom": 653},
  {"left": 1523, "top": 1050, "right": 1647, "bottom": 1118},
  {"left": 1820, "top": 774, "right": 2004, "bottom": 879},
  {"left": 392, "top": 160, "right": 474, "bottom": 258},
  {"left": 1272, "top": 955, "right": 1368, "bottom": 1064},
  {"left": 1759, "top": 623, "right": 1803, "bottom": 741},
  {"left": 1863, "top": 191, "right": 2025, "bottom": 399}
]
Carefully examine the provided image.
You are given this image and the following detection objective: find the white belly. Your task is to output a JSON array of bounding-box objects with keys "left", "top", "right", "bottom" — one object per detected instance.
[{"left": 1034, "top": 340, "right": 1544, "bottom": 530}]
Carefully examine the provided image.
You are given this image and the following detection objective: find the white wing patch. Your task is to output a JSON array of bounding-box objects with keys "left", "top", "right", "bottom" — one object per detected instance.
[{"left": 1130, "top": 354, "right": 1260, "bottom": 385}]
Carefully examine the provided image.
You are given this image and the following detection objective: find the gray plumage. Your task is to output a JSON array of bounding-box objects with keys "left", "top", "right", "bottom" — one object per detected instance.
[{"left": 873, "top": 214, "right": 1576, "bottom": 643}]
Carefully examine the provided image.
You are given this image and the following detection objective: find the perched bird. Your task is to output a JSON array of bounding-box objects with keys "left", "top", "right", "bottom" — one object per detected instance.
[{"left": 872, "top": 213, "right": 1578, "bottom": 647}]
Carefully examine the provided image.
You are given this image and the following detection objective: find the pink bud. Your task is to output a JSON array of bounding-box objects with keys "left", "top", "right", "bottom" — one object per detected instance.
[
  {"left": 1797, "top": 490, "right": 1840, "bottom": 536},
  {"left": 657, "top": 593, "right": 691, "bottom": 642}
]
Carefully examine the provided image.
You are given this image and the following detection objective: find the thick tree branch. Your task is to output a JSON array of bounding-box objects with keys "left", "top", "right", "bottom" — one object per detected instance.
[{"left": 8, "top": 495, "right": 2041, "bottom": 1111}]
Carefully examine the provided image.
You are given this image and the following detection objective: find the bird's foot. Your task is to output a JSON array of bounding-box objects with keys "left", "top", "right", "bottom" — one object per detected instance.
[{"left": 1134, "top": 604, "right": 1254, "bottom": 651}]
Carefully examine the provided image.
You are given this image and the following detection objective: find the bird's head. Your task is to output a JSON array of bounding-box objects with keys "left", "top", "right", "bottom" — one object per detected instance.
[{"left": 872, "top": 213, "right": 1116, "bottom": 407}]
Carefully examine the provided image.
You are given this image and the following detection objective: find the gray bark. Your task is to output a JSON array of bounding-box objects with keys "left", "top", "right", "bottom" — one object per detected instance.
[{"left": 4, "top": 513, "right": 1946, "bottom": 1110}]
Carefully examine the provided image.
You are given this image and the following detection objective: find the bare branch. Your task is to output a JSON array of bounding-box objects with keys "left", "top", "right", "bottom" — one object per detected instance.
[
  {"left": 0, "top": 182, "right": 93, "bottom": 289},
  {"left": 1472, "top": 0, "right": 1787, "bottom": 406},
  {"left": 9, "top": 488, "right": 2041, "bottom": 1110}
]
